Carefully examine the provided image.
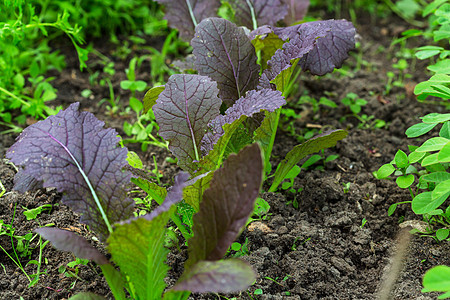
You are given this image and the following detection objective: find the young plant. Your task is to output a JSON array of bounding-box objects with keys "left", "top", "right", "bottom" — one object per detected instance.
[
  {"left": 376, "top": 113, "right": 450, "bottom": 240},
  {"left": 6, "top": 103, "right": 263, "bottom": 299},
  {"left": 145, "top": 12, "right": 355, "bottom": 195}
]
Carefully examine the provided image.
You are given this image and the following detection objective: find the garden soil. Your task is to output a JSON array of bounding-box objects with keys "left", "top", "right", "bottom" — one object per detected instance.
[{"left": 1, "top": 10, "right": 449, "bottom": 300}]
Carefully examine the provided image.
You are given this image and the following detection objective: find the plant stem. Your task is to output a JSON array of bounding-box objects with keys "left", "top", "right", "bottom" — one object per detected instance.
[
  {"left": 246, "top": 0, "right": 258, "bottom": 30},
  {"left": 185, "top": 0, "right": 198, "bottom": 27}
]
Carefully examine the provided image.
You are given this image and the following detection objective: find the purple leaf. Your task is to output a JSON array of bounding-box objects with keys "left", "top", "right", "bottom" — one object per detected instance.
[
  {"left": 35, "top": 227, "right": 108, "bottom": 265},
  {"left": 282, "top": 0, "right": 310, "bottom": 25},
  {"left": 201, "top": 89, "right": 285, "bottom": 154},
  {"left": 263, "top": 19, "right": 356, "bottom": 84},
  {"left": 229, "top": 0, "right": 288, "bottom": 29},
  {"left": 173, "top": 259, "right": 256, "bottom": 293},
  {"left": 186, "top": 143, "right": 263, "bottom": 269},
  {"left": 153, "top": 74, "right": 221, "bottom": 173},
  {"left": 6, "top": 103, "right": 134, "bottom": 240},
  {"left": 192, "top": 18, "right": 260, "bottom": 107},
  {"left": 156, "top": 0, "right": 221, "bottom": 42}
]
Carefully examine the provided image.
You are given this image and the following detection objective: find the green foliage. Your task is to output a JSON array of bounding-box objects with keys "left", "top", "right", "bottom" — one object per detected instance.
[
  {"left": 341, "top": 92, "right": 367, "bottom": 114},
  {"left": 422, "top": 265, "right": 450, "bottom": 299},
  {"left": 0, "top": 1, "right": 87, "bottom": 129},
  {"left": 376, "top": 113, "right": 450, "bottom": 241}
]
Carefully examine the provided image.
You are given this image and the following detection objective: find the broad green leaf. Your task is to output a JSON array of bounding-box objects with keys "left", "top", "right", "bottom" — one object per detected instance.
[
  {"left": 388, "top": 203, "right": 398, "bottom": 216},
  {"left": 422, "top": 265, "right": 450, "bottom": 296},
  {"left": 405, "top": 122, "right": 437, "bottom": 138},
  {"left": 108, "top": 210, "right": 172, "bottom": 300},
  {"left": 173, "top": 259, "right": 255, "bottom": 293},
  {"left": 439, "top": 142, "right": 450, "bottom": 162},
  {"left": 428, "top": 59, "right": 450, "bottom": 74},
  {"left": 415, "top": 46, "right": 444, "bottom": 59},
  {"left": 269, "top": 130, "right": 348, "bottom": 192},
  {"left": 422, "top": 153, "right": 440, "bottom": 166},
  {"left": 408, "top": 151, "right": 426, "bottom": 163},
  {"left": 394, "top": 149, "right": 409, "bottom": 168},
  {"left": 421, "top": 172, "right": 450, "bottom": 184},
  {"left": 441, "top": 122, "right": 450, "bottom": 139},
  {"left": 412, "top": 191, "right": 448, "bottom": 214},
  {"left": 422, "top": 113, "right": 450, "bottom": 124},
  {"left": 423, "top": 0, "right": 447, "bottom": 17},
  {"left": 436, "top": 228, "right": 450, "bottom": 241},
  {"left": 396, "top": 174, "right": 414, "bottom": 188},
  {"left": 416, "top": 137, "right": 449, "bottom": 152},
  {"left": 432, "top": 84, "right": 450, "bottom": 99},
  {"left": 432, "top": 179, "right": 450, "bottom": 200},
  {"left": 415, "top": 75, "right": 450, "bottom": 100},
  {"left": 143, "top": 85, "right": 165, "bottom": 113}
]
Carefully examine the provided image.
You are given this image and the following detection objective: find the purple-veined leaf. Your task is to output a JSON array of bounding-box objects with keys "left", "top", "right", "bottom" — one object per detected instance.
[
  {"left": 173, "top": 259, "right": 255, "bottom": 293},
  {"left": 153, "top": 74, "right": 221, "bottom": 173},
  {"left": 156, "top": 0, "right": 221, "bottom": 42},
  {"left": 186, "top": 143, "right": 263, "bottom": 269},
  {"left": 7, "top": 103, "right": 134, "bottom": 240},
  {"left": 269, "top": 130, "right": 348, "bottom": 192},
  {"left": 192, "top": 18, "right": 260, "bottom": 107},
  {"left": 229, "top": 0, "right": 288, "bottom": 29},
  {"left": 262, "top": 19, "right": 356, "bottom": 87},
  {"left": 35, "top": 227, "right": 108, "bottom": 265},
  {"left": 282, "top": 0, "right": 310, "bottom": 25},
  {"left": 201, "top": 89, "right": 285, "bottom": 154}
]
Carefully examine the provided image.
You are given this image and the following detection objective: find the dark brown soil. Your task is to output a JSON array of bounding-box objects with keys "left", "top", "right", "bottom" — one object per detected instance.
[{"left": 1, "top": 8, "right": 448, "bottom": 300}]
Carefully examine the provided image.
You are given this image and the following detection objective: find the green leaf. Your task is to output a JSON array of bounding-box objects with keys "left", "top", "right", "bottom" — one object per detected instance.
[
  {"left": 376, "top": 164, "right": 396, "bottom": 179},
  {"left": 415, "top": 75, "right": 450, "bottom": 100},
  {"left": 422, "top": 113, "right": 450, "bottom": 124},
  {"left": 143, "top": 86, "right": 165, "bottom": 113},
  {"left": 251, "top": 32, "right": 285, "bottom": 70},
  {"left": 127, "top": 151, "right": 144, "bottom": 169},
  {"left": 415, "top": 46, "right": 444, "bottom": 59},
  {"left": 199, "top": 117, "right": 247, "bottom": 173},
  {"left": 131, "top": 178, "right": 167, "bottom": 205},
  {"left": 408, "top": 151, "right": 426, "bottom": 163},
  {"left": 108, "top": 211, "right": 172, "bottom": 300},
  {"left": 422, "top": 266, "right": 450, "bottom": 295},
  {"left": 416, "top": 137, "right": 449, "bottom": 152},
  {"left": 405, "top": 122, "right": 437, "bottom": 138},
  {"left": 129, "top": 97, "right": 143, "bottom": 113},
  {"left": 394, "top": 149, "right": 409, "bottom": 168},
  {"left": 269, "top": 130, "right": 348, "bottom": 192},
  {"left": 432, "top": 179, "right": 450, "bottom": 200},
  {"left": 422, "top": 153, "right": 440, "bottom": 166},
  {"left": 421, "top": 172, "right": 450, "bottom": 184},
  {"left": 388, "top": 203, "right": 398, "bottom": 216},
  {"left": 436, "top": 228, "right": 449, "bottom": 241},
  {"left": 396, "top": 174, "right": 414, "bottom": 188},
  {"left": 428, "top": 59, "right": 450, "bottom": 74},
  {"left": 438, "top": 142, "right": 450, "bottom": 162},
  {"left": 271, "top": 59, "right": 299, "bottom": 94},
  {"left": 412, "top": 191, "right": 449, "bottom": 214},
  {"left": 99, "top": 264, "right": 126, "bottom": 300},
  {"left": 423, "top": 0, "right": 447, "bottom": 17},
  {"left": 254, "top": 110, "right": 280, "bottom": 175},
  {"left": 440, "top": 122, "right": 450, "bottom": 139}
]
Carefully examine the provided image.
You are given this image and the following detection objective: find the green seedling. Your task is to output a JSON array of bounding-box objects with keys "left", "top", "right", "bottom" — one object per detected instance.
[
  {"left": 229, "top": 238, "right": 250, "bottom": 257},
  {"left": 22, "top": 204, "right": 52, "bottom": 221},
  {"left": 422, "top": 265, "right": 450, "bottom": 299},
  {"left": 376, "top": 113, "right": 450, "bottom": 241},
  {"left": 341, "top": 92, "right": 367, "bottom": 114}
]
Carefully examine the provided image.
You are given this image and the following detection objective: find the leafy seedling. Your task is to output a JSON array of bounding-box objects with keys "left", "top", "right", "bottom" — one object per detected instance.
[{"left": 6, "top": 103, "right": 264, "bottom": 299}]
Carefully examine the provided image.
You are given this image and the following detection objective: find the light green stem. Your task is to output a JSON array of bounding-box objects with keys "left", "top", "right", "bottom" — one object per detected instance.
[
  {"left": 246, "top": 0, "right": 258, "bottom": 30},
  {"left": 186, "top": 0, "right": 198, "bottom": 27}
]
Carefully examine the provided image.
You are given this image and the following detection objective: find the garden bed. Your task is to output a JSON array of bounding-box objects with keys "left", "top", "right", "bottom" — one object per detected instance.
[{"left": 0, "top": 6, "right": 448, "bottom": 300}]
